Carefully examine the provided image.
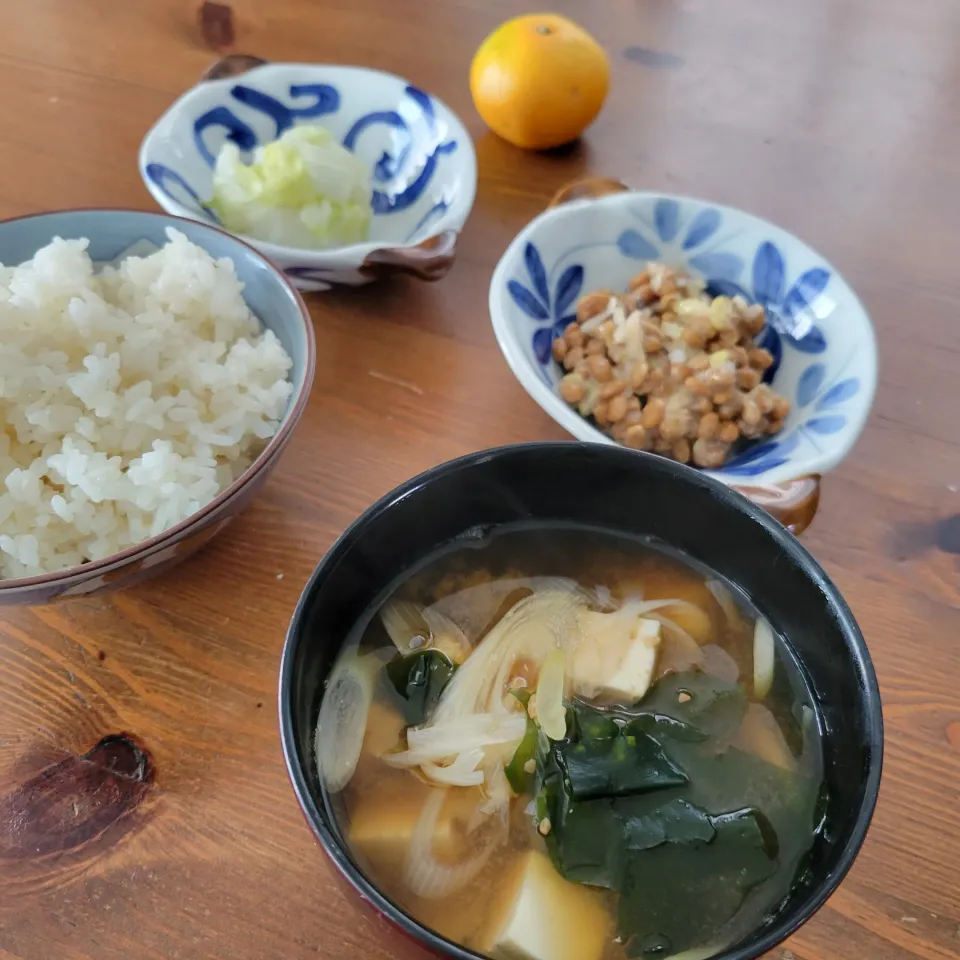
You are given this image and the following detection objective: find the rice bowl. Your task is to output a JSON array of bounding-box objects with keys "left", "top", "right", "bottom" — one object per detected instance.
[{"left": 0, "top": 208, "right": 314, "bottom": 601}]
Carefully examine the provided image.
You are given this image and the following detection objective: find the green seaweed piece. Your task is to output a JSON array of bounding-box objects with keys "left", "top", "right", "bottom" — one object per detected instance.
[
  {"left": 626, "top": 670, "right": 748, "bottom": 743},
  {"left": 621, "top": 797, "right": 715, "bottom": 851},
  {"left": 382, "top": 649, "right": 456, "bottom": 725},
  {"left": 569, "top": 702, "right": 620, "bottom": 742},
  {"left": 558, "top": 731, "right": 688, "bottom": 800},
  {"left": 618, "top": 806, "right": 778, "bottom": 957},
  {"left": 532, "top": 671, "right": 820, "bottom": 958},
  {"left": 505, "top": 691, "right": 539, "bottom": 795}
]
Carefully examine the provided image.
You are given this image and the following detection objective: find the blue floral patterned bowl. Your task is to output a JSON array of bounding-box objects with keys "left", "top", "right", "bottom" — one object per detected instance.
[
  {"left": 139, "top": 56, "right": 477, "bottom": 291},
  {"left": 490, "top": 180, "right": 877, "bottom": 497}
]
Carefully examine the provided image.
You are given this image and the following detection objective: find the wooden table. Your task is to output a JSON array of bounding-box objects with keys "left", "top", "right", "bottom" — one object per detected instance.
[{"left": 1, "top": 1, "right": 958, "bottom": 958}]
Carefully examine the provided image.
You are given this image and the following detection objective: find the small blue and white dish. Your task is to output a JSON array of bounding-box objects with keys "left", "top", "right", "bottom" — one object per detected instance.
[
  {"left": 489, "top": 178, "right": 877, "bottom": 518},
  {"left": 139, "top": 56, "right": 477, "bottom": 291}
]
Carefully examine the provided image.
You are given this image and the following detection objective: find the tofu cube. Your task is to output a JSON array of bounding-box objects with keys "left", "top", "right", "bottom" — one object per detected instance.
[
  {"left": 479, "top": 850, "right": 609, "bottom": 960},
  {"left": 571, "top": 613, "right": 661, "bottom": 704},
  {"left": 348, "top": 785, "right": 477, "bottom": 875},
  {"left": 361, "top": 700, "right": 407, "bottom": 758},
  {"left": 732, "top": 703, "right": 797, "bottom": 772}
]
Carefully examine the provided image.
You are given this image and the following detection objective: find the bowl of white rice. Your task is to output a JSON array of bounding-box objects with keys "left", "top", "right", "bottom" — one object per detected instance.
[{"left": 0, "top": 209, "right": 315, "bottom": 604}]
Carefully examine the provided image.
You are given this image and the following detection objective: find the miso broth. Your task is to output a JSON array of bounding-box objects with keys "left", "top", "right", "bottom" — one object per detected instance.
[{"left": 316, "top": 526, "right": 825, "bottom": 960}]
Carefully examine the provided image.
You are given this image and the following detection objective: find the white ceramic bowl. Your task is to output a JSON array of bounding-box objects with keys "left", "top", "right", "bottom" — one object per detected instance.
[
  {"left": 490, "top": 181, "right": 877, "bottom": 491},
  {"left": 139, "top": 58, "right": 477, "bottom": 291},
  {"left": 0, "top": 208, "right": 315, "bottom": 605}
]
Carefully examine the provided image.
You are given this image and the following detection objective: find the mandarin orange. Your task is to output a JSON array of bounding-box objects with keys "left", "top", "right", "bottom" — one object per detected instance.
[{"left": 470, "top": 14, "right": 610, "bottom": 151}]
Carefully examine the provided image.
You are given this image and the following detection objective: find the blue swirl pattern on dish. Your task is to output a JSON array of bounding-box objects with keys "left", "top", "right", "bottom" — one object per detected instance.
[
  {"left": 720, "top": 360, "right": 861, "bottom": 478},
  {"left": 507, "top": 242, "right": 584, "bottom": 373}
]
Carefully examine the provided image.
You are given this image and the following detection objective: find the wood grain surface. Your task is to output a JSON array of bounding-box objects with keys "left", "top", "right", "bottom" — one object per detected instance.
[{"left": 1, "top": 1, "right": 959, "bottom": 959}]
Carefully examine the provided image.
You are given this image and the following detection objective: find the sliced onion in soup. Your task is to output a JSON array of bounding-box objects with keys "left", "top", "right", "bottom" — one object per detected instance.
[
  {"left": 380, "top": 599, "right": 470, "bottom": 663},
  {"left": 753, "top": 616, "right": 775, "bottom": 699},
  {"left": 421, "top": 606, "right": 471, "bottom": 663},
  {"left": 428, "top": 576, "right": 583, "bottom": 646},
  {"left": 669, "top": 945, "right": 726, "bottom": 960},
  {"left": 706, "top": 578, "right": 742, "bottom": 630},
  {"left": 421, "top": 748, "right": 486, "bottom": 786},
  {"left": 315, "top": 651, "right": 378, "bottom": 793},
  {"left": 700, "top": 643, "right": 739, "bottom": 683},
  {"left": 380, "top": 599, "right": 430, "bottom": 652},
  {"left": 537, "top": 648, "right": 568, "bottom": 740},
  {"left": 404, "top": 787, "right": 504, "bottom": 899},
  {"left": 386, "top": 713, "right": 527, "bottom": 772}
]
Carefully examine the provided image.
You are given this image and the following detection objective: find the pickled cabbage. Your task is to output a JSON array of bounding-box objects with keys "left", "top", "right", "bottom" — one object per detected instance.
[{"left": 211, "top": 124, "right": 372, "bottom": 248}]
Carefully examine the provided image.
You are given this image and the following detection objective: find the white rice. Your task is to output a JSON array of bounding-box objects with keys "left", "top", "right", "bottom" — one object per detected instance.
[{"left": 0, "top": 227, "right": 295, "bottom": 578}]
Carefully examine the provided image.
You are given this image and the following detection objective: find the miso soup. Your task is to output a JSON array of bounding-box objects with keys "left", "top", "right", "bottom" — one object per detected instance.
[{"left": 315, "top": 525, "right": 825, "bottom": 960}]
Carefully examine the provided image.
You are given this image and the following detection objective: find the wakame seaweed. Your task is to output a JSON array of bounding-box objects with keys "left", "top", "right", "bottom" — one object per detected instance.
[
  {"left": 558, "top": 726, "right": 688, "bottom": 801},
  {"left": 505, "top": 689, "right": 539, "bottom": 795},
  {"left": 618, "top": 805, "right": 779, "bottom": 957},
  {"left": 625, "top": 669, "right": 748, "bottom": 742},
  {"left": 383, "top": 649, "right": 456, "bottom": 725},
  {"left": 535, "top": 670, "right": 817, "bottom": 958}
]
